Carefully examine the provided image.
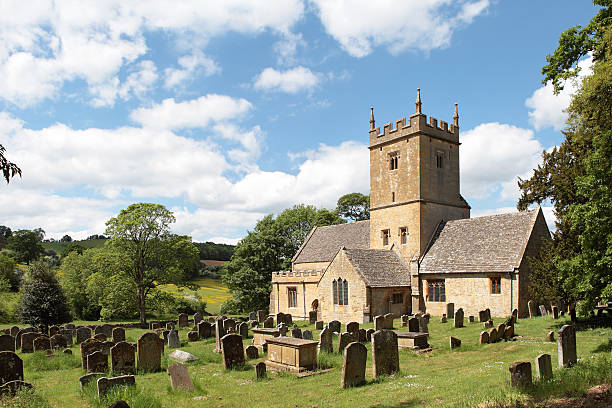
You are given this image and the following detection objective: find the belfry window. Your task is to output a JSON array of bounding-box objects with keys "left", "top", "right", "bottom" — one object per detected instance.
[
  {"left": 382, "top": 229, "right": 390, "bottom": 246},
  {"left": 399, "top": 227, "right": 408, "bottom": 244},
  {"left": 436, "top": 151, "right": 444, "bottom": 169},
  {"left": 389, "top": 152, "right": 399, "bottom": 170}
]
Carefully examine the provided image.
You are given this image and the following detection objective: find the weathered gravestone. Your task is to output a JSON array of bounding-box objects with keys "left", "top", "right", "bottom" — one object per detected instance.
[
  {"left": 87, "top": 350, "right": 108, "bottom": 373},
  {"left": 16, "top": 327, "right": 37, "bottom": 350},
  {"left": 509, "top": 362, "right": 532, "bottom": 387},
  {"left": 479, "top": 331, "right": 489, "bottom": 344},
  {"left": 166, "top": 322, "right": 174, "bottom": 331},
  {"left": 511, "top": 308, "right": 518, "bottom": 324},
  {"left": 401, "top": 315, "right": 409, "bottom": 327},
  {"left": 178, "top": 313, "right": 189, "bottom": 328},
  {"left": 328, "top": 320, "right": 341, "bottom": 333},
  {"left": 383, "top": 313, "right": 394, "bottom": 329},
  {"left": 318, "top": 327, "right": 333, "bottom": 353},
  {"left": 101, "top": 341, "right": 115, "bottom": 356},
  {"left": 215, "top": 319, "right": 227, "bottom": 352},
  {"left": 0, "top": 335, "right": 15, "bottom": 352},
  {"left": 489, "top": 328, "right": 498, "bottom": 343},
  {"left": 137, "top": 333, "right": 163, "bottom": 372},
  {"left": 309, "top": 311, "right": 317, "bottom": 324},
  {"left": 257, "top": 310, "right": 267, "bottom": 323},
  {"left": 76, "top": 327, "right": 92, "bottom": 344},
  {"left": 358, "top": 328, "right": 367, "bottom": 342},
  {"left": 285, "top": 314, "right": 293, "bottom": 326},
  {"left": 112, "top": 328, "right": 126, "bottom": 343},
  {"left": 221, "top": 334, "right": 244, "bottom": 369},
  {"left": 484, "top": 320, "right": 493, "bottom": 329},
  {"left": 238, "top": 322, "right": 248, "bottom": 339},
  {"left": 528, "top": 300, "right": 537, "bottom": 318},
  {"left": 408, "top": 317, "right": 419, "bottom": 332},
  {"left": 167, "top": 362, "right": 193, "bottom": 392},
  {"left": 539, "top": 305, "right": 547, "bottom": 317},
  {"left": 454, "top": 308, "right": 464, "bottom": 328},
  {"left": 337, "top": 332, "right": 357, "bottom": 354},
  {"left": 440, "top": 315, "right": 447, "bottom": 323},
  {"left": 50, "top": 333, "right": 67, "bottom": 350},
  {"left": 96, "top": 324, "right": 113, "bottom": 339},
  {"left": 0, "top": 380, "right": 32, "bottom": 397},
  {"left": 315, "top": 321, "right": 324, "bottom": 330},
  {"left": 263, "top": 317, "right": 274, "bottom": 328},
  {"left": 111, "top": 342, "right": 135, "bottom": 374},
  {"left": 547, "top": 331, "right": 555, "bottom": 342},
  {"left": 504, "top": 325, "right": 514, "bottom": 340},
  {"left": 558, "top": 325, "right": 577, "bottom": 368},
  {"left": 187, "top": 331, "right": 199, "bottom": 342},
  {"left": 277, "top": 323, "right": 288, "bottom": 337},
  {"left": 255, "top": 361, "right": 266, "bottom": 379},
  {"left": 21, "top": 332, "right": 39, "bottom": 353},
  {"left": 168, "top": 330, "right": 180, "bottom": 348},
  {"left": 374, "top": 315, "right": 385, "bottom": 331},
  {"left": 97, "top": 375, "right": 135, "bottom": 400},
  {"left": 371, "top": 330, "right": 399, "bottom": 378},
  {"left": 468, "top": 316, "right": 475, "bottom": 323},
  {"left": 78, "top": 372, "right": 105, "bottom": 390},
  {"left": 346, "top": 322, "right": 359, "bottom": 334},
  {"left": 249, "top": 312, "right": 257, "bottom": 321},
  {"left": 478, "top": 310, "right": 488, "bottom": 322},
  {"left": 341, "top": 342, "right": 367, "bottom": 389},
  {"left": 291, "top": 328, "right": 302, "bottom": 339},
  {"left": 80, "top": 338, "right": 104, "bottom": 369},
  {"left": 276, "top": 313, "right": 286, "bottom": 326},
  {"left": 193, "top": 312, "right": 203, "bottom": 327},
  {"left": 303, "top": 329, "right": 313, "bottom": 340},
  {"left": 449, "top": 337, "right": 461, "bottom": 349},
  {"left": 535, "top": 353, "right": 552, "bottom": 380},
  {"left": 224, "top": 318, "right": 236, "bottom": 333},
  {"left": 446, "top": 303, "right": 455, "bottom": 319},
  {"left": 10, "top": 326, "right": 19, "bottom": 337},
  {"left": 58, "top": 329, "right": 73, "bottom": 347},
  {"left": 94, "top": 333, "right": 107, "bottom": 341},
  {"left": 168, "top": 350, "right": 198, "bottom": 363},
  {"left": 245, "top": 345, "right": 259, "bottom": 359},
  {"left": 496, "top": 323, "right": 506, "bottom": 339},
  {"left": 0, "top": 351, "right": 23, "bottom": 384},
  {"left": 198, "top": 321, "right": 212, "bottom": 339},
  {"left": 418, "top": 315, "right": 429, "bottom": 333},
  {"left": 366, "top": 328, "right": 375, "bottom": 342},
  {"left": 552, "top": 306, "right": 559, "bottom": 319}
]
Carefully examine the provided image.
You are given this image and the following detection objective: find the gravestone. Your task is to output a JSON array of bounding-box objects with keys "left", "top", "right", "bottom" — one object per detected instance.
[
  {"left": 346, "top": 322, "right": 359, "bottom": 334},
  {"left": 552, "top": 306, "right": 559, "bottom": 319},
  {"left": 337, "top": 332, "right": 357, "bottom": 354},
  {"left": 341, "top": 342, "right": 367, "bottom": 389},
  {"left": 485, "top": 308, "right": 492, "bottom": 321},
  {"left": 291, "top": 328, "right": 302, "bottom": 339},
  {"left": 309, "top": 311, "right": 317, "bottom": 324},
  {"left": 285, "top": 314, "right": 293, "bottom": 325},
  {"left": 528, "top": 300, "right": 537, "bottom": 318},
  {"left": 358, "top": 328, "right": 367, "bottom": 342},
  {"left": 440, "top": 316, "right": 447, "bottom": 323},
  {"left": 10, "top": 326, "right": 19, "bottom": 337},
  {"left": 111, "top": 342, "right": 135, "bottom": 374},
  {"left": 187, "top": 331, "right": 199, "bottom": 342},
  {"left": 303, "top": 329, "right": 313, "bottom": 340},
  {"left": 263, "top": 317, "right": 274, "bottom": 328},
  {"left": 535, "top": 353, "right": 552, "bottom": 380},
  {"left": 178, "top": 313, "right": 189, "bottom": 327},
  {"left": 15, "top": 327, "right": 36, "bottom": 350},
  {"left": 547, "top": 331, "right": 555, "bottom": 342},
  {"left": 484, "top": 320, "right": 493, "bottom": 329},
  {"left": 96, "top": 324, "right": 113, "bottom": 339},
  {"left": 446, "top": 303, "right": 455, "bottom": 319},
  {"left": 418, "top": 315, "right": 429, "bottom": 333},
  {"left": 249, "top": 320, "right": 259, "bottom": 328},
  {"left": 511, "top": 308, "right": 518, "bottom": 324},
  {"left": 112, "top": 328, "right": 125, "bottom": 343},
  {"left": 0, "top": 351, "right": 23, "bottom": 384},
  {"left": 65, "top": 323, "right": 75, "bottom": 331},
  {"left": 366, "top": 328, "right": 375, "bottom": 342},
  {"left": 224, "top": 318, "right": 236, "bottom": 333},
  {"left": 168, "top": 330, "right": 180, "bottom": 348},
  {"left": 0, "top": 335, "right": 15, "bottom": 352},
  {"left": 49, "top": 326, "right": 59, "bottom": 337},
  {"left": 276, "top": 313, "right": 286, "bottom": 326},
  {"left": 496, "top": 323, "right": 506, "bottom": 339},
  {"left": 257, "top": 310, "right": 267, "bottom": 323},
  {"left": 166, "top": 322, "right": 174, "bottom": 331},
  {"left": 78, "top": 372, "right": 105, "bottom": 390},
  {"left": 319, "top": 327, "right": 333, "bottom": 353},
  {"left": 489, "top": 328, "right": 498, "bottom": 343},
  {"left": 449, "top": 337, "right": 461, "bottom": 349},
  {"left": 245, "top": 345, "right": 259, "bottom": 359},
  {"left": 238, "top": 322, "right": 248, "bottom": 339},
  {"left": 249, "top": 312, "right": 257, "bottom": 321},
  {"left": 80, "top": 338, "right": 104, "bottom": 369},
  {"left": 509, "top": 362, "right": 532, "bottom": 387},
  {"left": 479, "top": 331, "right": 489, "bottom": 344},
  {"left": 167, "top": 362, "right": 194, "bottom": 391},
  {"left": 168, "top": 350, "right": 198, "bottom": 363},
  {"left": 277, "top": 323, "right": 288, "bottom": 337},
  {"left": 137, "top": 332, "right": 163, "bottom": 372},
  {"left": 94, "top": 333, "right": 107, "bottom": 341},
  {"left": 255, "top": 361, "right": 266, "bottom": 379},
  {"left": 408, "top": 317, "right": 419, "bottom": 332},
  {"left": 468, "top": 316, "right": 475, "bottom": 323},
  {"left": 401, "top": 315, "right": 409, "bottom": 327},
  {"left": 454, "top": 308, "right": 464, "bottom": 328},
  {"left": 101, "top": 341, "right": 115, "bottom": 356},
  {"left": 0, "top": 380, "right": 32, "bottom": 397},
  {"left": 371, "top": 330, "right": 399, "bottom": 378},
  {"left": 193, "top": 312, "right": 203, "bottom": 327},
  {"left": 215, "top": 320, "right": 227, "bottom": 352},
  {"left": 315, "top": 321, "right": 324, "bottom": 330},
  {"left": 198, "top": 321, "right": 212, "bottom": 339},
  {"left": 50, "top": 333, "right": 67, "bottom": 350},
  {"left": 558, "top": 325, "right": 577, "bottom": 368},
  {"left": 97, "top": 375, "right": 135, "bottom": 400},
  {"left": 539, "top": 305, "right": 547, "bottom": 317},
  {"left": 374, "top": 315, "right": 385, "bottom": 331},
  {"left": 63, "top": 349, "right": 72, "bottom": 355},
  {"left": 383, "top": 313, "right": 394, "bottom": 329},
  {"left": 58, "top": 329, "right": 73, "bottom": 347},
  {"left": 76, "top": 327, "right": 92, "bottom": 344},
  {"left": 21, "top": 332, "right": 39, "bottom": 353},
  {"left": 221, "top": 334, "right": 244, "bottom": 369},
  {"left": 87, "top": 350, "right": 108, "bottom": 373},
  {"left": 478, "top": 310, "right": 488, "bottom": 322},
  {"left": 162, "top": 330, "right": 170, "bottom": 343},
  {"left": 504, "top": 325, "right": 514, "bottom": 340},
  {"left": 328, "top": 320, "right": 341, "bottom": 333}
]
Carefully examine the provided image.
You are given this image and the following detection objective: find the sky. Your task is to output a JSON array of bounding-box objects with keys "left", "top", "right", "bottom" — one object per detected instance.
[{"left": 0, "top": 1, "right": 599, "bottom": 244}]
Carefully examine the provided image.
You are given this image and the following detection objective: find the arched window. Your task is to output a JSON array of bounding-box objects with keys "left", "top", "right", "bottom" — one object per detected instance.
[
  {"left": 332, "top": 280, "right": 338, "bottom": 305},
  {"left": 343, "top": 280, "right": 349, "bottom": 306},
  {"left": 338, "top": 278, "right": 343, "bottom": 305}
]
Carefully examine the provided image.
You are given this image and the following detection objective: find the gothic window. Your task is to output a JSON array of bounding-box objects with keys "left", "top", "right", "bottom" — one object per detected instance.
[
  {"left": 436, "top": 151, "right": 444, "bottom": 169},
  {"left": 428, "top": 280, "right": 445, "bottom": 302},
  {"left": 343, "top": 280, "right": 349, "bottom": 305},
  {"left": 392, "top": 293, "right": 403, "bottom": 304},
  {"left": 399, "top": 227, "right": 408, "bottom": 244},
  {"left": 490, "top": 277, "right": 501, "bottom": 294},
  {"left": 288, "top": 287, "right": 297, "bottom": 308},
  {"left": 389, "top": 152, "right": 399, "bottom": 170},
  {"left": 333, "top": 280, "right": 338, "bottom": 305},
  {"left": 382, "top": 229, "right": 390, "bottom": 246}
]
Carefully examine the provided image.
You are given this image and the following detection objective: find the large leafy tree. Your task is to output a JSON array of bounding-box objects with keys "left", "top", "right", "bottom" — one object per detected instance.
[
  {"left": 0, "top": 144, "right": 21, "bottom": 184},
  {"left": 7, "top": 230, "right": 44, "bottom": 264},
  {"left": 518, "top": 1, "right": 612, "bottom": 313},
  {"left": 104, "top": 203, "right": 199, "bottom": 323},
  {"left": 336, "top": 193, "right": 370, "bottom": 221}
]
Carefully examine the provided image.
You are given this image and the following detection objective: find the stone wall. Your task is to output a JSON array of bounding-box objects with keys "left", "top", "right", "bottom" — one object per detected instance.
[
  {"left": 271, "top": 270, "right": 322, "bottom": 319},
  {"left": 371, "top": 287, "right": 412, "bottom": 318}
]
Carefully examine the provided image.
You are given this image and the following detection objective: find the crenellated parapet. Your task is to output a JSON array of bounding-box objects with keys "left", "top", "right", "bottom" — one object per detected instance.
[{"left": 271, "top": 268, "right": 326, "bottom": 283}]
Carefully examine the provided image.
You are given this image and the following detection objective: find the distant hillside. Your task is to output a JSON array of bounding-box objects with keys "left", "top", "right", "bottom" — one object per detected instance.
[{"left": 42, "top": 239, "right": 107, "bottom": 253}]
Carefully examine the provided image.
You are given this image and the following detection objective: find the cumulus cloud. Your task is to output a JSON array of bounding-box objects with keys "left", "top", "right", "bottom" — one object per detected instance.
[
  {"left": 164, "top": 51, "right": 220, "bottom": 89},
  {"left": 525, "top": 55, "right": 593, "bottom": 131},
  {"left": 310, "top": 0, "right": 489, "bottom": 57},
  {"left": 461, "top": 122, "right": 543, "bottom": 201},
  {"left": 253, "top": 66, "right": 320, "bottom": 93}
]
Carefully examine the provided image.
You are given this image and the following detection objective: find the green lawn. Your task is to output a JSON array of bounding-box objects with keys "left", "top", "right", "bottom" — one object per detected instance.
[
  {"left": 41, "top": 239, "right": 107, "bottom": 254},
  {"left": 1, "top": 314, "right": 611, "bottom": 407}
]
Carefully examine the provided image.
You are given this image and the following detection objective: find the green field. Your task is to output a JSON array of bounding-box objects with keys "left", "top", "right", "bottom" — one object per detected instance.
[
  {"left": 158, "top": 277, "right": 231, "bottom": 314},
  {"left": 41, "top": 239, "right": 107, "bottom": 254},
  {"left": 1, "top": 314, "right": 610, "bottom": 408}
]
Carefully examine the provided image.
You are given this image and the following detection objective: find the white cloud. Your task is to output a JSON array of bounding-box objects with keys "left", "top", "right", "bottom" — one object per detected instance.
[
  {"left": 130, "top": 95, "right": 253, "bottom": 129},
  {"left": 119, "top": 60, "right": 159, "bottom": 100},
  {"left": 164, "top": 51, "right": 220, "bottom": 89},
  {"left": 461, "top": 122, "right": 543, "bottom": 200},
  {"left": 253, "top": 66, "right": 320, "bottom": 93},
  {"left": 274, "top": 32, "right": 306, "bottom": 66},
  {"left": 310, "top": 0, "right": 489, "bottom": 57},
  {"left": 525, "top": 55, "right": 593, "bottom": 131}
]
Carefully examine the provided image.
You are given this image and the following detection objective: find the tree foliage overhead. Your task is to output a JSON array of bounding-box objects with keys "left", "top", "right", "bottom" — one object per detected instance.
[
  {"left": 518, "top": 2, "right": 612, "bottom": 313},
  {"left": 336, "top": 193, "right": 370, "bottom": 221},
  {"left": 0, "top": 144, "right": 21, "bottom": 184}
]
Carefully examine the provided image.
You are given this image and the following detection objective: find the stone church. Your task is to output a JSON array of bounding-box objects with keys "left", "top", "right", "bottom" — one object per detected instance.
[{"left": 269, "top": 90, "right": 550, "bottom": 323}]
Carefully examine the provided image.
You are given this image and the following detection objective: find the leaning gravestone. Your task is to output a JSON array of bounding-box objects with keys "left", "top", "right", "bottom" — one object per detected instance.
[
  {"left": 76, "top": 327, "right": 92, "bottom": 344},
  {"left": 509, "top": 362, "right": 532, "bottom": 387},
  {"left": 303, "top": 329, "right": 313, "bottom": 340},
  {"left": 366, "top": 328, "right": 375, "bottom": 342},
  {"left": 539, "top": 305, "right": 547, "bottom": 317},
  {"left": 454, "top": 308, "right": 464, "bottom": 328},
  {"left": 198, "top": 321, "right": 212, "bottom": 339},
  {"left": 346, "top": 322, "right": 359, "bottom": 334},
  {"left": 245, "top": 345, "right": 259, "bottom": 359},
  {"left": 408, "top": 317, "right": 419, "bottom": 332},
  {"left": 547, "top": 331, "right": 555, "bottom": 342},
  {"left": 341, "top": 342, "right": 366, "bottom": 388},
  {"left": 78, "top": 372, "right": 105, "bottom": 390},
  {"left": 496, "top": 323, "right": 506, "bottom": 339},
  {"left": 112, "top": 328, "right": 126, "bottom": 343},
  {"left": 111, "top": 342, "right": 135, "bottom": 374},
  {"left": 535, "top": 353, "right": 552, "bottom": 380},
  {"left": 446, "top": 303, "right": 455, "bottom": 319},
  {"left": 50, "top": 334, "right": 67, "bottom": 350},
  {"left": 168, "top": 362, "right": 194, "bottom": 391},
  {"left": 87, "top": 350, "right": 108, "bottom": 373},
  {"left": 178, "top": 313, "right": 189, "bottom": 328},
  {"left": 0, "top": 351, "right": 23, "bottom": 385},
  {"left": 137, "top": 333, "right": 163, "bottom": 372},
  {"left": 221, "top": 334, "right": 244, "bottom": 369},
  {"left": 528, "top": 300, "right": 537, "bottom": 318},
  {"left": 449, "top": 337, "right": 461, "bottom": 349},
  {"left": 21, "top": 332, "right": 40, "bottom": 353},
  {"left": 319, "top": 327, "right": 333, "bottom": 353},
  {"left": 193, "top": 312, "right": 203, "bottom": 327},
  {"left": 558, "top": 325, "right": 577, "bottom": 368},
  {"left": 97, "top": 375, "right": 135, "bottom": 400},
  {"left": 328, "top": 320, "right": 341, "bottom": 333},
  {"left": 0, "top": 335, "right": 15, "bottom": 352},
  {"left": 168, "top": 330, "right": 180, "bottom": 348},
  {"left": 80, "top": 338, "right": 104, "bottom": 369},
  {"left": 238, "top": 322, "right": 248, "bottom": 339},
  {"left": 371, "top": 330, "right": 399, "bottom": 378}
]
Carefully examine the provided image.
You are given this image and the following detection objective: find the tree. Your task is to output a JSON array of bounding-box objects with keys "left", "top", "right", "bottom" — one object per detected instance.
[
  {"left": 0, "top": 253, "right": 19, "bottom": 291},
  {"left": 104, "top": 203, "right": 199, "bottom": 323},
  {"left": 0, "top": 144, "right": 21, "bottom": 184},
  {"left": 336, "top": 193, "right": 370, "bottom": 221},
  {"left": 0, "top": 226, "right": 12, "bottom": 239},
  {"left": 7, "top": 230, "right": 44, "bottom": 264},
  {"left": 60, "top": 234, "right": 73, "bottom": 242},
  {"left": 60, "top": 242, "right": 85, "bottom": 258},
  {"left": 518, "top": 2, "right": 612, "bottom": 313},
  {"left": 32, "top": 228, "right": 45, "bottom": 241},
  {"left": 18, "top": 261, "right": 71, "bottom": 327}
]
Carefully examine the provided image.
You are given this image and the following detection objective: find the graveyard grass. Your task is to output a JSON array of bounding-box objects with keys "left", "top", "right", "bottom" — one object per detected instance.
[{"left": 1, "top": 315, "right": 611, "bottom": 408}]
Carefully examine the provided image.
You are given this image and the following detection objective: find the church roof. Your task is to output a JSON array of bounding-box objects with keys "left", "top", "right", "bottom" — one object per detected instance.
[
  {"left": 344, "top": 248, "right": 411, "bottom": 287},
  {"left": 292, "top": 220, "right": 370, "bottom": 264},
  {"left": 419, "top": 209, "right": 542, "bottom": 274}
]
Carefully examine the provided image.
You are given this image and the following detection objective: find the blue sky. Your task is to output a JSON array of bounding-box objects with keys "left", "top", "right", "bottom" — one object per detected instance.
[{"left": 0, "top": 1, "right": 597, "bottom": 243}]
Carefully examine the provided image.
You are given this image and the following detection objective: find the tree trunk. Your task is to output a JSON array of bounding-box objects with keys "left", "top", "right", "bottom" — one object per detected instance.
[{"left": 138, "top": 288, "right": 146, "bottom": 324}]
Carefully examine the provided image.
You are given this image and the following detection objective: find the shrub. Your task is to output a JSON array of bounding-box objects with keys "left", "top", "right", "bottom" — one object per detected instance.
[{"left": 18, "top": 261, "right": 71, "bottom": 326}]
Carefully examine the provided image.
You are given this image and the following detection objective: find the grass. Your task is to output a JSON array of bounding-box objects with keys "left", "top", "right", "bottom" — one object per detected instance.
[
  {"left": 158, "top": 277, "right": 231, "bottom": 314},
  {"left": 41, "top": 239, "right": 107, "bottom": 254},
  {"left": 0, "top": 315, "right": 610, "bottom": 407}
]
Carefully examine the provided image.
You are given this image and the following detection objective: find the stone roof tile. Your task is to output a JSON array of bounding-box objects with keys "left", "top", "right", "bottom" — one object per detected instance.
[
  {"left": 293, "top": 220, "right": 370, "bottom": 264},
  {"left": 344, "top": 248, "right": 411, "bottom": 287}
]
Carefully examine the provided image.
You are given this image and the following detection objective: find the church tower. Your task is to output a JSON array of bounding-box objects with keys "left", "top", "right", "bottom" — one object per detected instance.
[{"left": 368, "top": 89, "right": 470, "bottom": 263}]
